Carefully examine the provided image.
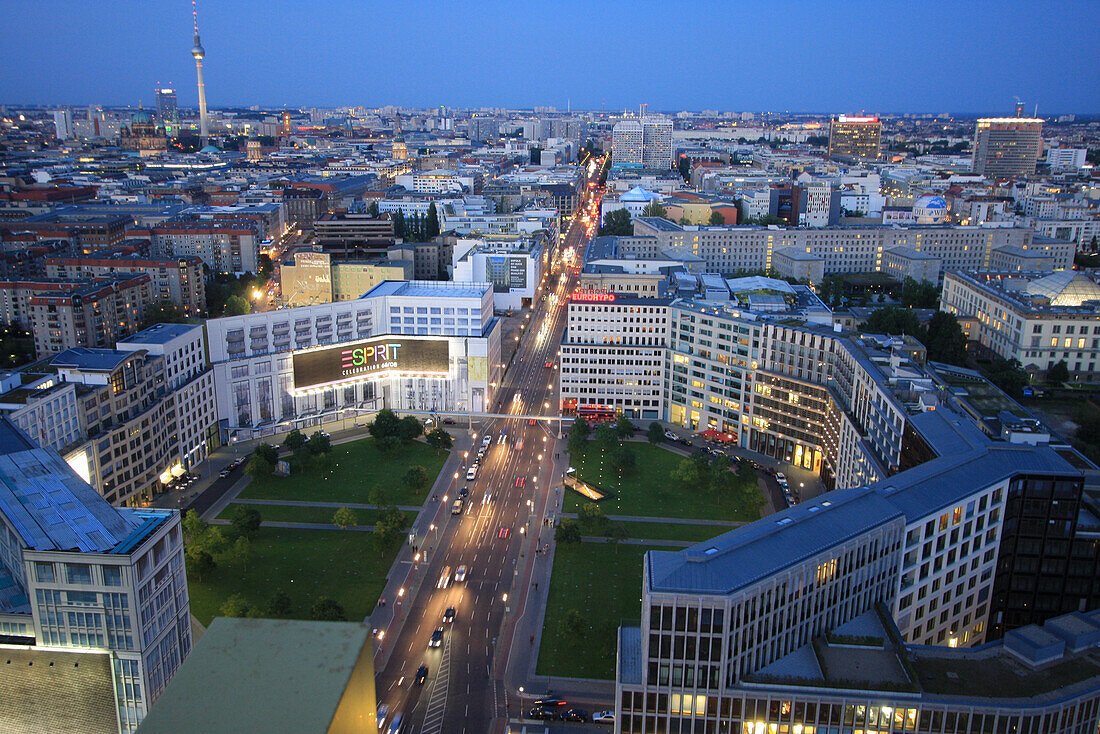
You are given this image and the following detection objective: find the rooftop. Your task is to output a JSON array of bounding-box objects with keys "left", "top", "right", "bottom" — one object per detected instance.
[
  {"left": 135, "top": 618, "right": 374, "bottom": 734},
  {"left": 362, "top": 279, "right": 491, "bottom": 300},
  {"left": 51, "top": 347, "right": 142, "bottom": 374},
  {"left": 0, "top": 645, "right": 119, "bottom": 734},
  {"left": 117, "top": 322, "right": 201, "bottom": 346}
]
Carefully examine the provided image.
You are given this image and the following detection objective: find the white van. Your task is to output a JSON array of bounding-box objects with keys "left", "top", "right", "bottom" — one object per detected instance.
[{"left": 466, "top": 465, "right": 478, "bottom": 481}]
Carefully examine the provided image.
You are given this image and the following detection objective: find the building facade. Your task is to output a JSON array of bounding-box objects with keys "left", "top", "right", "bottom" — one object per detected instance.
[
  {"left": 46, "top": 253, "right": 206, "bottom": 316},
  {"left": 972, "top": 118, "right": 1043, "bottom": 177},
  {"left": 828, "top": 115, "right": 882, "bottom": 160},
  {"left": 151, "top": 222, "right": 260, "bottom": 275}
]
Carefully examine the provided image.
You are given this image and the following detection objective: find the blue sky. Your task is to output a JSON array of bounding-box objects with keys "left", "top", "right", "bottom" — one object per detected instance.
[{"left": 1, "top": 0, "right": 1097, "bottom": 113}]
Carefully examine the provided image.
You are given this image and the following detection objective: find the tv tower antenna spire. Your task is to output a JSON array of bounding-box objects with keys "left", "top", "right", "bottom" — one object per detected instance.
[{"left": 191, "top": 0, "right": 210, "bottom": 145}]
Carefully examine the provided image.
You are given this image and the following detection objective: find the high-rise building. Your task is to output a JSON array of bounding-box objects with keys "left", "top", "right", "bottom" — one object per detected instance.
[
  {"left": 52, "top": 109, "right": 73, "bottom": 140},
  {"left": 827, "top": 115, "right": 882, "bottom": 160},
  {"left": 972, "top": 117, "right": 1044, "bottom": 177},
  {"left": 612, "top": 115, "right": 673, "bottom": 169},
  {"left": 154, "top": 88, "right": 178, "bottom": 133},
  {"left": 0, "top": 417, "right": 191, "bottom": 732}
]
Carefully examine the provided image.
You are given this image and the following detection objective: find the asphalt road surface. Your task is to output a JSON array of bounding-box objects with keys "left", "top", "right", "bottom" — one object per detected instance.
[{"left": 374, "top": 171, "right": 601, "bottom": 734}]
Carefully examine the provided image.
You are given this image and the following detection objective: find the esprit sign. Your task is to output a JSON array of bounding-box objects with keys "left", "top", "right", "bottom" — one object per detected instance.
[{"left": 292, "top": 336, "right": 449, "bottom": 391}]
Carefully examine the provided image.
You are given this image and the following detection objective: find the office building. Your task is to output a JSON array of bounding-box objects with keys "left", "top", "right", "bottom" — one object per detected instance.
[
  {"left": 0, "top": 368, "right": 82, "bottom": 454},
  {"left": 151, "top": 221, "right": 260, "bottom": 275},
  {"left": 1045, "top": 147, "right": 1087, "bottom": 170},
  {"left": 313, "top": 211, "right": 396, "bottom": 258},
  {"left": 394, "top": 170, "right": 477, "bottom": 195},
  {"left": 137, "top": 618, "right": 376, "bottom": 734},
  {"left": 52, "top": 109, "right": 73, "bottom": 140},
  {"left": 153, "top": 88, "right": 178, "bottom": 133},
  {"left": 0, "top": 418, "right": 191, "bottom": 732},
  {"left": 940, "top": 270, "right": 1100, "bottom": 381},
  {"left": 451, "top": 235, "right": 546, "bottom": 310},
  {"left": 827, "top": 115, "right": 882, "bottom": 160},
  {"left": 279, "top": 250, "right": 414, "bottom": 307},
  {"left": 204, "top": 281, "right": 502, "bottom": 440},
  {"left": 972, "top": 118, "right": 1043, "bottom": 177},
  {"left": 46, "top": 251, "right": 206, "bottom": 317}
]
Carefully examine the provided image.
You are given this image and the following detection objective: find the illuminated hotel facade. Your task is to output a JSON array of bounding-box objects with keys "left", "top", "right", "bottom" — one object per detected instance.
[
  {"left": 827, "top": 115, "right": 882, "bottom": 160},
  {"left": 204, "top": 280, "right": 501, "bottom": 439}
]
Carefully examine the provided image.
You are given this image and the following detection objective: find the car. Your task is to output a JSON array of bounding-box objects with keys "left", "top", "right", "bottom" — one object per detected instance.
[
  {"left": 515, "top": 476, "right": 525, "bottom": 488},
  {"left": 466, "top": 466, "right": 478, "bottom": 481},
  {"left": 560, "top": 709, "right": 589, "bottom": 722},
  {"left": 527, "top": 707, "right": 559, "bottom": 720},
  {"left": 775, "top": 472, "right": 788, "bottom": 484},
  {"left": 458, "top": 487, "right": 469, "bottom": 498},
  {"left": 498, "top": 527, "right": 511, "bottom": 539},
  {"left": 679, "top": 438, "right": 693, "bottom": 447},
  {"left": 527, "top": 418, "right": 537, "bottom": 425},
  {"left": 545, "top": 361, "right": 553, "bottom": 368},
  {"left": 442, "top": 418, "right": 456, "bottom": 425},
  {"left": 455, "top": 565, "right": 467, "bottom": 582},
  {"left": 219, "top": 470, "right": 230, "bottom": 478},
  {"left": 443, "top": 607, "right": 456, "bottom": 624},
  {"left": 376, "top": 704, "right": 390, "bottom": 730},
  {"left": 592, "top": 710, "right": 616, "bottom": 724},
  {"left": 785, "top": 495, "right": 796, "bottom": 508},
  {"left": 428, "top": 628, "right": 444, "bottom": 648},
  {"left": 414, "top": 665, "right": 429, "bottom": 685},
  {"left": 532, "top": 696, "right": 567, "bottom": 708},
  {"left": 664, "top": 431, "right": 677, "bottom": 440}
]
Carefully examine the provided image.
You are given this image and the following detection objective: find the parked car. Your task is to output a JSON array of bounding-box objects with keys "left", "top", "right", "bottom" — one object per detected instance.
[
  {"left": 592, "top": 710, "right": 616, "bottom": 724},
  {"left": 679, "top": 438, "right": 694, "bottom": 447},
  {"left": 560, "top": 709, "right": 589, "bottom": 722},
  {"left": 528, "top": 707, "right": 559, "bottom": 720},
  {"left": 775, "top": 472, "right": 788, "bottom": 484},
  {"left": 664, "top": 431, "right": 678, "bottom": 440}
]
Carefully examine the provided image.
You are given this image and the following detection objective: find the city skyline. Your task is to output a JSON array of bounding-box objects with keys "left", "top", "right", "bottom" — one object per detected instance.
[{"left": 1, "top": 0, "right": 1098, "bottom": 113}]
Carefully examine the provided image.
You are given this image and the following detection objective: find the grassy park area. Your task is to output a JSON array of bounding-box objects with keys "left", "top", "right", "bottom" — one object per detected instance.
[
  {"left": 536, "top": 541, "right": 664, "bottom": 680},
  {"left": 186, "top": 527, "right": 398, "bottom": 626},
  {"left": 566, "top": 441, "right": 763, "bottom": 522},
  {"left": 188, "top": 436, "right": 447, "bottom": 624}
]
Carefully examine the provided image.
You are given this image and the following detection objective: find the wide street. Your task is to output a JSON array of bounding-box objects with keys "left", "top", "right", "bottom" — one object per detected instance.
[{"left": 372, "top": 162, "right": 603, "bottom": 733}]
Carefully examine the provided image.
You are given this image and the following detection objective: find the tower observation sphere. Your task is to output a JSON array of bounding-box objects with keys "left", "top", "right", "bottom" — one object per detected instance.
[{"left": 191, "top": 42, "right": 205, "bottom": 60}]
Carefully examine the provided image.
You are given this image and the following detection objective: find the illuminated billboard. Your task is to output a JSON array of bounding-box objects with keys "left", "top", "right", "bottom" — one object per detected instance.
[{"left": 292, "top": 336, "right": 449, "bottom": 392}]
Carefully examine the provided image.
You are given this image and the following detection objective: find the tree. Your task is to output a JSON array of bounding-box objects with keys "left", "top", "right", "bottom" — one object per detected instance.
[
  {"left": 983, "top": 357, "right": 1030, "bottom": 399},
  {"left": 641, "top": 202, "right": 668, "bottom": 218},
  {"left": 332, "top": 506, "right": 358, "bottom": 529},
  {"left": 593, "top": 422, "right": 619, "bottom": 450},
  {"left": 677, "top": 156, "right": 691, "bottom": 182},
  {"left": 141, "top": 300, "right": 188, "bottom": 328},
  {"left": 425, "top": 427, "right": 453, "bottom": 450},
  {"left": 863, "top": 306, "right": 925, "bottom": 338},
  {"left": 403, "top": 465, "right": 429, "bottom": 493},
  {"left": 182, "top": 509, "right": 208, "bottom": 545},
  {"left": 708, "top": 455, "right": 734, "bottom": 497},
  {"left": 1047, "top": 359, "right": 1069, "bottom": 385},
  {"left": 607, "top": 522, "right": 630, "bottom": 552},
  {"left": 377, "top": 435, "right": 403, "bottom": 454},
  {"left": 374, "top": 507, "right": 408, "bottom": 551},
  {"left": 268, "top": 590, "right": 292, "bottom": 617},
  {"left": 709, "top": 210, "right": 726, "bottom": 225},
  {"left": 648, "top": 422, "right": 665, "bottom": 445},
  {"left": 229, "top": 536, "right": 252, "bottom": 570},
  {"left": 255, "top": 443, "right": 280, "bottom": 464},
  {"left": 614, "top": 415, "right": 635, "bottom": 439},
  {"left": 368, "top": 200, "right": 380, "bottom": 218},
  {"left": 185, "top": 545, "right": 215, "bottom": 583},
  {"left": 224, "top": 295, "right": 251, "bottom": 316},
  {"left": 567, "top": 418, "right": 590, "bottom": 455},
  {"left": 578, "top": 502, "right": 609, "bottom": 535},
  {"left": 391, "top": 210, "right": 406, "bottom": 239},
  {"left": 369, "top": 408, "right": 401, "bottom": 440},
  {"left": 560, "top": 608, "right": 586, "bottom": 642},
  {"left": 679, "top": 216, "right": 692, "bottom": 225},
  {"left": 924, "top": 312, "right": 968, "bottom": 365},
  {"left": 672, "top": 455, "right": 706, "bottom": 488},
  {"left": 308, "top": 431, "right": 332, "bottom": 455},
  {"left": 229, "top": 506, "right": 262, "bottom": 541},
  {"left": 554, "top": 517, "right": 582, "bottom": 544},
  {"left": 310, "top": 598, "right": 346, "bottom": 621},
  {"left": 245, "top": 453, "right": 274, "bottom": 480},
  {"left": 220, "top": 593, "right": 255, "bottom": 618},
  {"left": 900, "top": 277, "right": 939, "bottom": 308},
  {"left": 368, "top": 486, "right": 388, "bottom": 511},
  {"left": 609, "top": 444, "right": 636, "bottom": 476},
  {"left": 397, "top": 415, "right": 424, "bottom": 443},
  {"left": 283, "top": 429, "right": 306, "bottom": 451},
  {"left": 426, "top": 202, "right": 440, "bottom": 239},
  {"left": 599, "top": 208, "right": 632, "bottom": 237}
]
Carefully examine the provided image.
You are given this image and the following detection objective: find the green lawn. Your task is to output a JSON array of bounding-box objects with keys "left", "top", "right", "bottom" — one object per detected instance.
[
  {"left": 238, "top": 437, "right": 448, "bottom": 505},
  {"left": 537, "top": 541, "right": 664, "bottom": 680},
  {"left": 186, "top": 527, "right": 398, "bottom": 626},
  {"left": 611, "top": 520, "right": 732, "bottom": 544},
  {"left": 217, "top": 503, "right": 417, "bottom": 528},
  {"left": 565, "top": 442, "right": 763, "bottom": 521}
]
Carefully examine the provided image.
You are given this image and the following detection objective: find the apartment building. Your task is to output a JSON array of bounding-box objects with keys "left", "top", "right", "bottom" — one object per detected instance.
[
  {"left": 0, "top": 418, "right": 190, "bottom": 732},
  {"left": 0, "top": 369, "right": 82, "bottom": 453},
  {"left": 940, "top": 270, "right": 1100, "bottom": 381},
  {"left": 0, "top": 274, "right": 152, "bottom": 356},
  {"left": 150, "top": 221, "right": 260, "bottom": 275},
  {"left": 628, "top": 217, "right": 1072, "bottom": 282},
  {"left": 46, "top": 252, "right": 206, "bottom": 316},
  {"left": 204, "top": 280, "right": 501, "bottom": 439}
]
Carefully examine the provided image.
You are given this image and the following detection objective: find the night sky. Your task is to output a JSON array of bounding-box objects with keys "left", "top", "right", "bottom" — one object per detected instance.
[{"left": 1, "top": 0, "right": 1097, "bottom": 113}]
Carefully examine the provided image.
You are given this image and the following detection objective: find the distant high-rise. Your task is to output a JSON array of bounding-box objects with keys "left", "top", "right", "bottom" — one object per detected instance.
[
  {"left": 828, "top": 115, "right": 882, "bottom": 160},
  {"left": 612, "top": 115, "right": 672, "bottom": 169},
  {"left": 155, "top": 87, "right": 179, "bottom": 133},
  {"left": 280, "top": 110, "right": 292, "bottom": 136},
  {"left": 972, "top": 117, "right": 1043, "bottom": 178},
  {"left": 52, "top": 109, "right": 73, "bottom": 140},
  {"left": 190, "top": 1, "right": 209, "bottom": 144}
]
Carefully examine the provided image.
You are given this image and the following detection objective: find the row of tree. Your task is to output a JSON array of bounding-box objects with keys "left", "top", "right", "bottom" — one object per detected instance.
[
  {"left": 390, "top": 204, "right": 441, "bottom": 242},
  {"left": 367, "top": 408, "right": 453, "bottom": 452},
  {"left": 861, "top": 308, "right": 969, "bottom": 366},
  {"left": 246, "top": 429, "right": 332, "bottom": 479}
]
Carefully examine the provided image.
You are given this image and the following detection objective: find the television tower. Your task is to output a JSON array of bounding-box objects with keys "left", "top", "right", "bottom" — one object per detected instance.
[{"left": 191, "top": 0, "right": 210, "bottom": 145}]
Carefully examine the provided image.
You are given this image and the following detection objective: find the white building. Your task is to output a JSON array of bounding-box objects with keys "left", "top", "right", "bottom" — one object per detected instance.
[
  {"left": 395, "top": 170, "right": 476, "bottom": 195},
  {"left": 451, "top": 237, "right": 545, "bottom": 311},
  {"left": 612, "top": 116, "right": 673, "bottom": 170},
  {"left": 1046, "top": 147, "right": 1087, "bottom": 170},
  {"left": 612, "top": 119, "right": 644, "bottom": 168},
  {"left": 204, "top": 281, "right": 502, "bottom": 439},
  {"left": 52, "top": 109, "right": 73, "bottom": 140},
  {"left": 0, "top": 418, "right": 190, "bottom": 732},
  {"left": 600, "top": 186, "right": 664, "bottom": 224}
]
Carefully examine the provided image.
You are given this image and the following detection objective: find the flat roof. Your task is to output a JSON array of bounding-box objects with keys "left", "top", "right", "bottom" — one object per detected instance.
[
  {"left": 136, "top": 618, "right": 373, "bottom": 734},
  {"left": 118, "top": 322, "right": 201, "bottom": 345},
  {"left": 0, "top": 645, "right": 119, "bottom": 734},
  {"left": 51, "top": 348, "right": 140, "bottom": 373},
  {"left": 362, "top": 279, "right": 491, "bottom": 300}
]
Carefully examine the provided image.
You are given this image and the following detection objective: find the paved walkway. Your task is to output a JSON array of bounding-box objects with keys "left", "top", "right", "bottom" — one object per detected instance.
[
  {"left": 579, "top": 535, "right": 693, "bottom": 547},
  {"left": 561, "top": 512, "right": 745, "bottom": 527},
  {"left": 232, "top": 498, "right": 422, "bottom": 512},
  {"left": 209, "top": 518, "right": 378, "bottom": 532}
]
